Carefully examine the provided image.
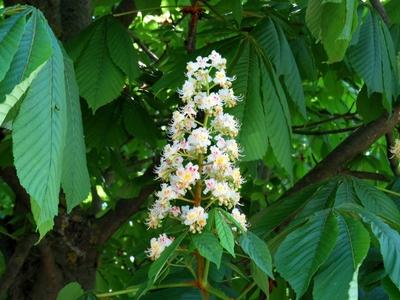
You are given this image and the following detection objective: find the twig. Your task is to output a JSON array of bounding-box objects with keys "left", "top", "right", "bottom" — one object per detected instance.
[
  {"left": 293, "top": 125, "right": 361, "bottom": 135},
  {"left": 0, "top": 234, "right": 37, "bottom": 298},
  {"left": 341, "top": 169, "right": 390, "bottom": 182},
  {"left": 287, "top": 106, "right": 400, "bottom": 194},
  {"left": 184, "top": 1, "right": 202, "bottom": 53},
  {"left": 370, "top": 0, "right": 390, "bottom": 24},
  {"left": 292, "top": 113, "right": 358, "bottom": 129}
]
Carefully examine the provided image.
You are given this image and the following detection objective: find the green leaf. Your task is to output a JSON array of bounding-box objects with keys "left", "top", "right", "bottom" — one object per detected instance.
[
  {"left": 148, "top": 231, "right": 187, "bottom": 281},
  {"left": 192, "top": 232, "right": 223, "bottom": 268},
  {"left": 61, "top": 54, "right": 90, "bottom": 211},
  {"left": 382, "top": 276, "right": 400, "bottom": 300},
  {"left": 215, "top": 210, "right": 235, "bottom": 256},
  {"left": 0, "top": 250, "right": 5, "bottom": 277},
  {"left": 0, "top": 11, "right": 26, "bottom": 82},
  {"left": 72, "top": 17, "right": 125, "bottom": 111},
  {"left": 230, "top": 41, "right": 268, "bottom": 161},
  {"left": 256, "top": 18, "right": 306, "bottom": 117},
  {"left": 240, "top": 231, "right": 273, "bottom": 278},
  {"left": 56, "top": 282, "right": 84, "bottom": 300},
  {"left": 0, "top": 62, "right": 45, "bottom": 125},
  {"left": 306, "top": 0, "right": 358, "bottom": 63},
  {"left": 0, "top": 10, "right": 52, "bottom": 103},
  {"left": 13, "top": 26, "right": 66, "bottom": 238},
  {"left": 106, "top": 16, "right": 139, "bottom": 80},
  {"left": 218, "top": 208, "right": 246, "bottom": 233},
  {"left": 313, "top": 214, "right": 370, "bottom": 300},
  {"left": 275, "top": 211, "right": 338, "bottom": 299},
  {"left": 348, "top": 11, "right": 398, "bottom": 111},
  {"left": 361, "top": 212, "right": 400, "bottom": 289},
  {"left": 251, "top": 261, "right": 269, "bottom": 295},
  {"left": 232, "top": 0, "right": 242, "bottom": 25},
  {"left": 352, "top": 177, "right": 400, "bottom": 226}
]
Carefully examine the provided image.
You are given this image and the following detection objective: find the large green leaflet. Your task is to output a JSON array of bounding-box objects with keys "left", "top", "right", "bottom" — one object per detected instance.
[
  {"left": 0, "top": 11, "right": 26, "bottom": 82},
  {"left": 255, "top": 18, "right": 306, "bottom": 117},
  {"left": 348, "top": 12, "right": 398, "bottom": 111},
  {"left": 361, "top": 212, "right": 400, "bottom": 289},
  {"left": 229, "top": 34, "right": 293, "bottom": 177},
  {"left": 275, "top": 211, "right": 338, "bottom": 299},
  {"left": 13, "top": 17, "right": 67, "bottom": 238},
  {"left": 313, "top": 214, "right": 370, "bottom": 300},
  {"left": 69, "top": 16, "right": 138, "bottom": 111},
  {"left": 306, "top": 0, "right": 358, "bottom": 63},
  {"left": 0, "top": 9, "right": 52, "bottom": 103},
  {"left": 61, "top": 54, "right": 90, "bottom": 211}
]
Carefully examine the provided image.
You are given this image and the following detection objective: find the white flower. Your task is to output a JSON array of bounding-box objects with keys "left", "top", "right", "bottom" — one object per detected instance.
[
  {"left": 187, "top": 127, "right": 211, "bottom": 153},
  {"left": 146, "top": 234, "right": 175, "bottom": 260},
  {"left": 178, "top": 78, "right": 196, "bottom": 100},
  {"left": 196, "top": 56, "right": 210, "bottom": 69},
  {"left": 170, "top": 162, "right": 200, "bottom": 192},
  {"left": 231, "top": 208, "right": 248, "bottom": 232},
  {"left": 390, "top": 139, "right": 400, "bottom": 159},
  {"left": 212, "top": 113, "right": 239, "bottom": 137},
  {"left": 181, "top": 206, "right": 208, "bottom": 233},
  {"left": 208, "top": 50, "right": 226, "bottom": 69},
  {"left": 218, "top": 88, "right": 237, "bottom": 107},
  {"left": 170, "top": 206, "right": 181, "bottom": 217},
  {"left": 211, "top": 182, "right": 240, "bottom": 208},
  {"left": 156, "top": 183, "right": 177, "bottom": 202}
]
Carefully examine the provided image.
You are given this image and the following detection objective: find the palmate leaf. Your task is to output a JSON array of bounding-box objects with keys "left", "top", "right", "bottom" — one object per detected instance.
[
  {"left": 361, "top": 211, "right": 400, "bottom": 289},
  {"left": 0, "top": 11, "right": 26, "bottom": 82},
  {"left": 352, "top": 177, "right": 400, "bottom": 226},
  {"left": 228, "top": 35, "right": 293, "bottom": 177},
  {"left": 275, "top": 211, "right": 338, "bottom": 299},
  {"left": 0, "top": 9, "right": 52, "bottom": 103},
  {"left": 71, "top": 16, "right": 125, "bottom": 111},
  {"left": 61, "top": 54, "right": 90, "bottom": 211},
  {"left": 230, "top": 41, "right": 268, "bottom": 161},
  {"left": 13, "top": 22, "right": 67, "bottom": 238},
  {"left": 306, "top": 0, "right": 358, "bottom": 63},
  {"left": 313, "top": 214, "right": 370, "bottom": 300},
  {"left": 256, "top": 18, "right": 306, "bottom": 117},
  {"left": 348, "top": 11, "right": 398, "bottom": 111}
]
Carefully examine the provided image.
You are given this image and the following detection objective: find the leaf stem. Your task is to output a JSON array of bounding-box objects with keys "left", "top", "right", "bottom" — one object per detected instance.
[{"left": 377, "top": 187, "right": 400, "bottom": 198}]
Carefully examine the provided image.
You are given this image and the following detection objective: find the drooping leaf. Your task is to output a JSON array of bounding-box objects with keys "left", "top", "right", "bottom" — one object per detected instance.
[
  {"left": 348, "top": 11, "right": 398, "bottom": 111},
  {"left": 192, "top": 232, "right": 223, "bottom": 268},
  {"left": 0, "top": 10, "right": 52, "bottom": 103},
  {"left": 256, "top": 18, "right": 306, "bottom": 117},
  {"left": 230, "top": 41, "right": 268, "bottom": 161},
  {"left": 361, "top": 212, "right": 400, "bottom": 289},
  {"left": 251, "top": 261, "right": 269, "bottom": 295},
  {"left": 61, "top": 54, "right": 90, "bottom": 211},
  {"left": 13, "top": 25, "right": 66, "bottom": 238},
  {"left": 240, "top": 231, "right": 273, "bottom": 278},
  {"left": 71, "top": 17, "right": 125, "bottom": 111},
  {"left": 306, "top": 0, "right": 358, "bottom": 63},
  {"left": 313, "top": 214, "right": 370, "bottom": 300},
  {"left": 275, "top": 211, "right": 338, "bottom": 299},
  {"left": 0, "top": 11, "right": 26, "bottom": 82},
  {"left": 106, "top": 16, "right": 139, "bottom": 80},
  {"left": 352, "top": 177, "right": 400, "bottom": 226},
  {"left": 215, "top": 210, "right": 235, "bottom": 256}
]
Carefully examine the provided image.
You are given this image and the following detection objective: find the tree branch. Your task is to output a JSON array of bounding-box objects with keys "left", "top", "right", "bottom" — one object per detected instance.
[
  {"left": 0, "top": 234, "right": 37, "bottom": 299},
  {"left": 288, "top": 105, "right": 400, "bottom": 195},
  {"left": 370, "top": 0, "right": 390, "bottom": 24},
  {"left": 292, "top": 113, "right": 358, "bottom": 129},
  {"left": 293, "top": 125, "right": 361, "bottom": 135},
  {"left": 95, "top": 185, "right": 155, "bottom": 245}
]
